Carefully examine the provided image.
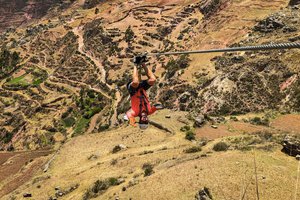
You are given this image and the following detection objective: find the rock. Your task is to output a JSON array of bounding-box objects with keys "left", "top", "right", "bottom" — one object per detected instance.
[
  {"left": 165, "top": 115, "right": 171, "bottom": 118},
  {"left": 296, "top": 155, "right": 300, "bottom": 160},
  {"left": 117, "top": 178, "right": 125, "bottom": 185},
  {"left": 282, "top": 135, "right": 300, "bottom": 157},
  {"left": 112, "top": 144, "right": 127, "bottom": 153},
  {"left": 23, "top": 193, "right": 32, "bottom": 198},
  {"left": 254, "top": 15, "right": 285, "bottom": 32},
  {"left": 195, "top": 187, "right": 213, "bottom": 200},
  {"left": 211, "top": 125, "right": 218, "bottom": 129},
  {"left": 55, "top": 187, "right": 60, "bottom": 191},
  {"left": 194, "top": 115, "right": 205, "bottom": 127}
]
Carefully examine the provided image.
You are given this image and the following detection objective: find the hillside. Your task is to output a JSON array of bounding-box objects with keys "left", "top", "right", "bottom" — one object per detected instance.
[
  {"left": 0, "top": 0, "right": 300, "bottom": 199},
  {"left": 0, "top": 0, "right": 298, "bottom": 150}
]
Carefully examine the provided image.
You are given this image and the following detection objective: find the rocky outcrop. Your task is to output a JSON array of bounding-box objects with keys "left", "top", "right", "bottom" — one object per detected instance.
[
  {"left": 198, "top": 0, "right": 229, "bottom": 18},
  {"left": 289, "top": 0, "right": 300, "bottom": 6},
  {"left": 282, "top": 135, "right": 300, "bottom": 157}
]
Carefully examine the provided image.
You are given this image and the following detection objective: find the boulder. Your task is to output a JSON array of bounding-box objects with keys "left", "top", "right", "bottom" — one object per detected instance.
[
  {"left": 194, "top": 115, "right": 205, "bottom": 127},
  {"left": 282, "top": 135, "right": 300, "bottom": 157},
  {"left": 195, "top": 187, "right": 213, "bottom": 200},
  {"left": 23, "top": 193, "right": 32, "bottom": 198}
]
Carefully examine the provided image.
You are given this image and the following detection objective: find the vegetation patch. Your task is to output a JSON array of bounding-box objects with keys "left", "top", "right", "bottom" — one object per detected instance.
[
  {"left": 185, "top": 130, "right": 196, "bottom": 141},
  {"left": 227, "top": 131, "right": 284, "bottom": 151},
  {"left": 0, "top": 49, "right": 20, "bottom": 79},
  {"left": 181, "top": 125, "right": 196, "bottom": 141},
  {"left": 184, "top": 146, "right": 202, "bottom": 153},
  {"left": 73, "top": 117, "right": 90, "bottom": 136},
  {"left": 249, "top": 116, "right": 270, "bottom": 126},
  {"left": 164, "top": 55, "right": 190, "bottom": 79},
  {"left": 63, "top": 117, "right": 76, "bottom": 127},
  {"left": 213, "top": 141, "right": 229, "bottom": 152},
  {"left": 83, "top": 177, "right": 122, "bottom": 200},
  {"left": 142, "top": 163, "right": 154, "bottom": 177}
]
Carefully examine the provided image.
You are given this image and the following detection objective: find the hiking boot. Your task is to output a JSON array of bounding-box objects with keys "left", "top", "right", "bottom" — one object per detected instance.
[{"left": 154, "top": 103, "right": 163, "bottom": 110}]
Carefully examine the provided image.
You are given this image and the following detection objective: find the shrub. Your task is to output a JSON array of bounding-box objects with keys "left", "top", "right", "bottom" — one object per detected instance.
[
  {"left": 63, "top": 117, "right": 75, "bottom": 127},
  {"left": 142, "top": 163, "right": 154, "bottom": 177},
  {"left": 108, "top": 177, "right": 119, "bottom": 186},
  {"left": 73, "top": 117, "right": 90, "bottom": 136},
  {"left": 124, "top": 26, "right": 134, "bottom": 43},
  {"left": 180, "top": 125, "right": 191, "bottom": 132},
  {"left": 83, "top": 177, "right": 120, "bottom": 200},
  {"left": 250, "top": 117, "right": 269, "bottom": 126},
  {"left": 213, "top": 142, "right": 229, "bottom": 152},
  {"left": 185, "top": 130, "right": 195, "bottom": 141},
  {"left": 184, "top": 146, "right": 202, "bottom": 153}
]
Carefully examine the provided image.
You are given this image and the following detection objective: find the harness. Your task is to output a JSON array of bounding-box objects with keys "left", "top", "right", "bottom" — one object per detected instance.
[{"left": 138, "top": 88, "right": 149, "bottom": 116}]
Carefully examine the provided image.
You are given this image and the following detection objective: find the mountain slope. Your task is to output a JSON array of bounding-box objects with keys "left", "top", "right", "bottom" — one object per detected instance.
[{"left": 0, "top": 0, "right": 295, "bottom": 151}]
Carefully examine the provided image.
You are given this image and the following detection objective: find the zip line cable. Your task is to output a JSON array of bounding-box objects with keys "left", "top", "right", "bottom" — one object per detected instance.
[{"left": 149, "top": 42, "right": 300, "bottom": 56}]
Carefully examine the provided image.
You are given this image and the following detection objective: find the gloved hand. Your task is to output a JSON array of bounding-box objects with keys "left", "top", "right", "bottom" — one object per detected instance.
[{"left": 133, "top": 53, "right": 148, "bottom": 65}]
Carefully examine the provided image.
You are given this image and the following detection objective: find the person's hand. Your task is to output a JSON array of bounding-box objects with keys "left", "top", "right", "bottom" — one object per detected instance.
[
  {"left": 129, "top": 117, "right": 137, "bottom": 127},
  {"left": 133, "top": 54, "right": 147, "bottom": 65}
]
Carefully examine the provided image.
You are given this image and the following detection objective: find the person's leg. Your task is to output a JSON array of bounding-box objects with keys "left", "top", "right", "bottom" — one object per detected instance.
[
  {"left": 126, "top": 109, "right": 137, "bottom": 127},
  {"left": 142, "top": 64, "right": 156, "bottom": 86}
]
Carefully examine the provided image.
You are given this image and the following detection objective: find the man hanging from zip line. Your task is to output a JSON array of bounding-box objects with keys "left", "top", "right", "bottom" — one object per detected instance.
[{"left": 124, "top": 54, "right": 163, "bottom": 130}]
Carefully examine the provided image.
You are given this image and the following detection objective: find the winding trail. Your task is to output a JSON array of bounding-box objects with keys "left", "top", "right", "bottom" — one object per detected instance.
[
  {"left": 73, "top": 27, "right": 107, "bottom": 84},
  {"left": 72, "top": 27, "right": 123, "bottom": 128},
  {"left": 111, "top": 89, "right": 122, "bottom": 126}
]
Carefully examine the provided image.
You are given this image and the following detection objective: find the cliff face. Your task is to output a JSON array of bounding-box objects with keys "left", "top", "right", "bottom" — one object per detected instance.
[{"left": 0, "top": 0, "right": 71, "bottom": 33}]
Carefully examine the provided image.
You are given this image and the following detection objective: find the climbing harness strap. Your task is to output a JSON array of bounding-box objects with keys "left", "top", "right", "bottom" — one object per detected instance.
[{"left": 138, "top": 88, "right": 149, "bottom": 116}]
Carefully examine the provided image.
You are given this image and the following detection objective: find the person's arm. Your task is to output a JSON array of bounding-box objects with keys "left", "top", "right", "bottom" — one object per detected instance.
[
  {"left": 131, "top": 65, "right": 140, "bottom": 88},
  {"left": 142, "top": 63, "right": 156, "bottom": 86}
]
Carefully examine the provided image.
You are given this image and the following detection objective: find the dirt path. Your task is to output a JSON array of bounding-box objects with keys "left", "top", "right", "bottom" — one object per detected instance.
[
  {"left": 72, "top": 26, "right": 123, "bottom": 128},
  {"left": 73, "top": 27, "right": 107, "bottom": 84},
  {"left": 86, "top": 111, "right": 103, "bottom": 133},
  {"left": 111, "top": 90, "right": 122, "bottom": 126}
]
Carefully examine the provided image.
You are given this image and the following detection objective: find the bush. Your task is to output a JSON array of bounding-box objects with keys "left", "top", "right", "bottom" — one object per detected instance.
[
  {"left": 83, "top": 177, "right": 120, "bottom": 200},
  {"left": 213, "top": 142, "right": 229, "bottom": 152},
  {"left": 124, "top": 26, "right": 134, "bottom": 43},
  {"left": 180, "top": 125, "right": 191, "bottom": 132},
  {"left": 63, "top": 117, "right": 75, "bottom": 127},
  {"left": 250, "top": 117, "right": 269, "bottom": 126},
  {"left": 185, "top": 130, "right": 195, "bottom": 141},
  {"left": 142, "top": 163, "right": 154, "bottom": 177},
  {"left": 184, "top": 146, "right": 202, "bottom": 153}
]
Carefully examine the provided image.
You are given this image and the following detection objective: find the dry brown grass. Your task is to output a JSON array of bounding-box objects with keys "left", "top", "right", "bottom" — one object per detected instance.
[{"left": 3, "top": 111, "right": 300, "bottom": 200}]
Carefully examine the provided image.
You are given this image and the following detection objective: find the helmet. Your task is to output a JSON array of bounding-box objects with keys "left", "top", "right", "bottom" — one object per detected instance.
[{"left": 139, "top": 123, "right": 149, "bottom": 130}]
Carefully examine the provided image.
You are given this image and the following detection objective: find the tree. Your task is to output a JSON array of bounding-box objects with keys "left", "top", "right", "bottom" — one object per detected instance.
[{"left": 124, "top": 26, "right": 134, "bottom": 43}]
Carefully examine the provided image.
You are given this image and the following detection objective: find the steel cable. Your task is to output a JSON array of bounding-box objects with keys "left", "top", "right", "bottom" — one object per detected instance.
[{"left": 149, "top": 42, "right": 300, "bottom": 56}]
